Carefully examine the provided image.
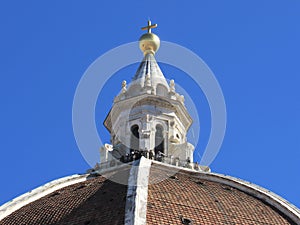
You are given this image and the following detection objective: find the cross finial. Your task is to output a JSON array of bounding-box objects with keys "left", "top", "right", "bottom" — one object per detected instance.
[{"left": 141, "top": 20, "right": 157, "bottom": 33}]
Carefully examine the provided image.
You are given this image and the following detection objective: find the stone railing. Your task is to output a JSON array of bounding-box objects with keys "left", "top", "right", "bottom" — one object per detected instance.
[{"left": 92, "top": 154, "right": 210, "bottom": 173}]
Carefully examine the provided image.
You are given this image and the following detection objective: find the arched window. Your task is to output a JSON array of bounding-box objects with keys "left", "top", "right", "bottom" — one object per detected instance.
[
  {"left": 155, "top": 125, "right": 164, "bottom": 156},
  {"left": 130, "top": 125, "right": 139, "bottom": 152}
]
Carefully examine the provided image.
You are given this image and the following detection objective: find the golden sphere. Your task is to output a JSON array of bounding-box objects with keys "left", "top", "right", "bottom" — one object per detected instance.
[{"left": 139, "top": 33, "right": 160, "bottom": 54}]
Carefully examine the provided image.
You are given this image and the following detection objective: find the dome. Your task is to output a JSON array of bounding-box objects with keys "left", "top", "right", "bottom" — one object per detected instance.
[
  {"left": 1, "top": 20, "right": 300, "bottom": 225},
  {"left": 0, "top": 158, "right": 299, "bottom": 225}
]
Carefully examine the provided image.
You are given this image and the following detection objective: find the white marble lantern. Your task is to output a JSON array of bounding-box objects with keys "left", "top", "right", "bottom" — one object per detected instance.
[{"left": 102, "top": 22, "right": 194, "bottom": 164}]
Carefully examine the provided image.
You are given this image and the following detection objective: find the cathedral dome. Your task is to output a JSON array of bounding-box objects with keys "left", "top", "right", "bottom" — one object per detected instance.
[
  {"left": 0, "top": 159, "right": 299, "bottom": 225},
  {"left": 2, "top": 20, "right": 300, "bottom": 225}
]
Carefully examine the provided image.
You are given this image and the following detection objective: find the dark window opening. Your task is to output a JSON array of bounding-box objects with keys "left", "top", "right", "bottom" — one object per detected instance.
[
  {"left": 130, "top": 125, "right": 139, "bottom": 152},
  {"left": 155, "top": 125, "right": 164, "bottom": 158}
]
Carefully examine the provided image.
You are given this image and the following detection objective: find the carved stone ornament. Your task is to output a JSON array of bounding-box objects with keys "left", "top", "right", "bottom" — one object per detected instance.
[
  {"left": 121, "top": 80, "right": 127, "bottom": 93},
  {"left": 170, "top": 79, "right": 175, "bottom": 92},
  {"left": 141, "top": 130, "right": 151, "bottom": 138}
]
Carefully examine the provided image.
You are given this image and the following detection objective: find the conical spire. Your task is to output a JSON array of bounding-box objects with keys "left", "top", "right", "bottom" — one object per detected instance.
[
  {"left": 130, "top": 53, "right": 169, "bottom": 93},
  {"left": 126, "top": 20, "right": 169, "bottom": 96}
]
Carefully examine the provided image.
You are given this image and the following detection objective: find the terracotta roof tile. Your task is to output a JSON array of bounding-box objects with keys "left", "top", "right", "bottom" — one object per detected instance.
[
  {"left": 0, "top": 161, "right": 297, "bottom": 225},
  {"left": 0, "top": 168, "right": 130, "bottom": 225},
  {"left": 146, "top": 163, "right": 294, "bottom": 225}
]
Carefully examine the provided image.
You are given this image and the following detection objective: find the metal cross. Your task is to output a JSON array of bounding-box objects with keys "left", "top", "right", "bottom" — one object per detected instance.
[{"left": 141, "top": 20, "right": 157, "bottom": 33}]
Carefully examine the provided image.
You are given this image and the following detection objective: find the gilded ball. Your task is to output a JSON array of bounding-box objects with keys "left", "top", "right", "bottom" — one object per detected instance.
[{"left": 139, "top": 33, "right": 160, "bottom": 54}]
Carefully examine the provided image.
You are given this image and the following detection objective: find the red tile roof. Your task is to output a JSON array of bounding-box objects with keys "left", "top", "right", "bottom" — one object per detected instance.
[
  {"left": 0, "top": 161, "right": 298, "bottom": 225},
  {"left": 147, "top": 163, "right": 295, "bottom": 225},
  {"left": 0, "top": 169, "right": 130, "bottom": 225}
]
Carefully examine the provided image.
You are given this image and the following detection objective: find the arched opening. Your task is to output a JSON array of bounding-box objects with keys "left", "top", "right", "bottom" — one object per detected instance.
[
  {"left": 155, "top": 125, "right": 164, "bottom": 159},
  {"left": 130, "top": 125, "right": 139, "bottom": 152}
]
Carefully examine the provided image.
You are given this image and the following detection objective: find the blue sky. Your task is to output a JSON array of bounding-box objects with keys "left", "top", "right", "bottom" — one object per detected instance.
[{"left": 0, "top": 0, "right": 299, "bottom": 209}]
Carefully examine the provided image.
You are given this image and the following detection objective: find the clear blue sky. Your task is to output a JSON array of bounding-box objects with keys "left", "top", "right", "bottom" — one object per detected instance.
[{"left": 0, "top": 0, "right": 299, "bottom": 209}]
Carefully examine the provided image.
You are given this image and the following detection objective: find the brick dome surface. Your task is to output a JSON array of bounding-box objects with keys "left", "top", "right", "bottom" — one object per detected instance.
[
  {"left": 147, "top": 164, "right": 295, "bottom": 225},
  {"left": 0, "top": 160, "right": 299, "bottom": 225},
  {"left": 0, "top": 168, "right": 131, "bottom": 225}
]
